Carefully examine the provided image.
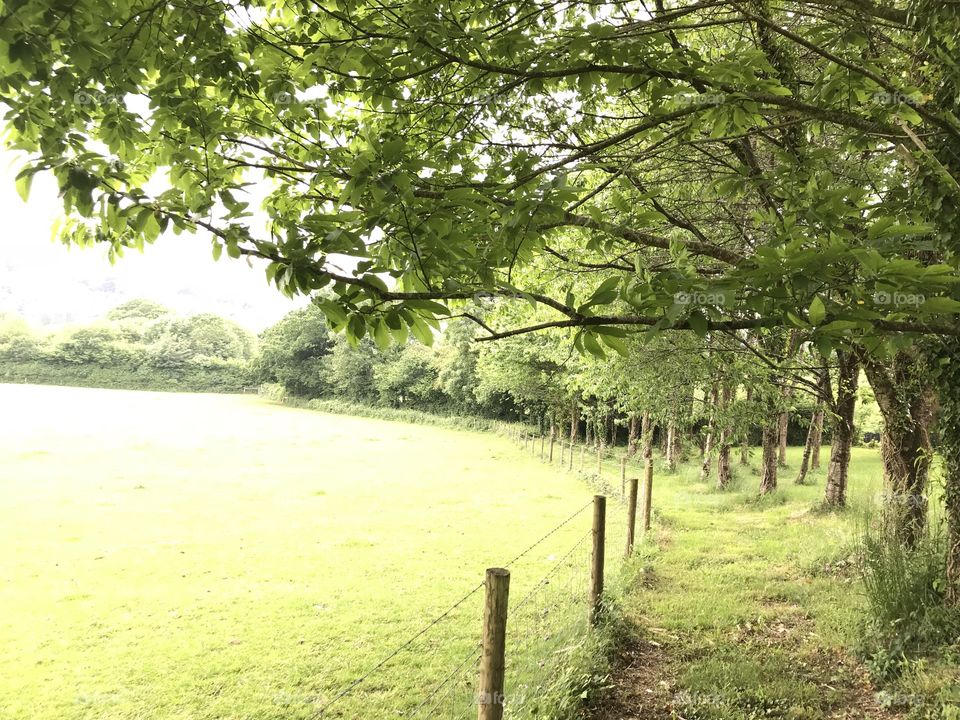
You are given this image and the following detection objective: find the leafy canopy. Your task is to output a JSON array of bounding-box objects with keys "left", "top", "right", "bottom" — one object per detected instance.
[{"left": 2, "top": 0, "right": 960, "bottom": 355}]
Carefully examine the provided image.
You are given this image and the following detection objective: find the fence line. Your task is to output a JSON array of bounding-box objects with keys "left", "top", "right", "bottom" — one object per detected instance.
[
  {"left": 312, "top": 425, "right": 653, "bottom": 719},
  {"left": 315, "top": 496, "right": 608, "bottom": 718}
]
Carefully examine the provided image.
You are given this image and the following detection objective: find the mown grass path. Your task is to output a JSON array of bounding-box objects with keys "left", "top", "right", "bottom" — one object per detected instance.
[{"left": 589, "top": 448, "right": 904, "bottom": 720}]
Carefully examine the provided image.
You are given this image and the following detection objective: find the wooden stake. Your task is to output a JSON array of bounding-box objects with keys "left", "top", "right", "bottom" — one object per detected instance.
[
  {"left": 626, "top": 477, "right": 639, "bottom": 556},
  {"left": 620, "top": 456, "right": 627, "bottom": 497},
  {"left": 477, "top": 568, "right": 510, "bottom": 720},
  {"left": 590, "top": 495, "right": 606, "bottom": 624},
  {"left": 642, "top": 455, "right": 654, "bottom": 533},
  {"left": 549, "top": 434, "right": 555, "bottom": 462}
]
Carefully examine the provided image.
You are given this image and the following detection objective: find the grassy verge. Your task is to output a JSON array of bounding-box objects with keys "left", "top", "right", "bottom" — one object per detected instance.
[{"left": 587, "top": 447, "right": 960, "bottom": 720}]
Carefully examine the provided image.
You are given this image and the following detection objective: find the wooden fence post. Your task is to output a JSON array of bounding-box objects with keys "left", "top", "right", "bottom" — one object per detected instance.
[
  {"left": 579, "top": 444, "right": 585, "bottom": 471},
  {"left": 568, "top": 441, "right": 574, "bottom": 470},
  {"left": 549, "top": 434, "right": 555, "bottom": 462},
  {"left": 620, "top": 456, "right": 627, "bottom": 497},
  {"left": 642, "top": 455, "right": 654, "bottom": 533},
  {"left": 590, "top": 495, "right": 606, "bottom": 624},
  {"left": 477, "top": 568, "right": 510, "bottom": 720},
  {"left": 596, "top": 444, "right": 602, "bottom": 475},
  {"left": 626, "top": 477, "right": 639, "bottom": 556},
  {"left": 560, "top": 439, "right": 565, "bottom": 465},
  {"left": 540, "top": 434, "right": 545, "bottom": 460}
]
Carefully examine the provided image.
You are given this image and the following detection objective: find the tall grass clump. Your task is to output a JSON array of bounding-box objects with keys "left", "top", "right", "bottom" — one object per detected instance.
[{"left": 857, "top": 519, "right": 960, "bottom": 680}]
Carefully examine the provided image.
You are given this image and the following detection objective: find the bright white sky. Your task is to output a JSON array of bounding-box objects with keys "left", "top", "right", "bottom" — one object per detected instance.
[{"left": 0, "top": 148, "right": 302, "bottom": 332}]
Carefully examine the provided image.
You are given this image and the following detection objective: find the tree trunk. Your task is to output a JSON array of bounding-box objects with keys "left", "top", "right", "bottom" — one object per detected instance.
[
  {"left": 759, "top": 418, "right": 778, "bottom": 494},
  {"left": 641, "top": 413, "right": 652, "bottom": 456},
  {"left": 810, "top": 408, "right": 823, "bottom": 470},
  {"left": 740, "top": 386, "right": 753, "bottom": 466},
  {"left": 777, "top": 410, "right": 789, "bottom": 467},
  {"left": 860, "top": 348, "right": 937, "bottom": 548},
  {"left": 585, "top": 418, "right": 592, "bottom": 446},
  {"left": 824, "top": 350, "right": 859, "bottom": 507},
  {"left": 701, "top": 385, "right": 718, "bottom": 481},
  {"left": 627, "top": 416, "right": 638, "bottom": 457},
  {"left": 717, "top": 385, "right": 734, "bottom": 489},
  {"left": 666, "top": 423, "right": 677, "bottom": 471},
  {"left": 569, "top": 395, "right": 579, "bottom": 445},
  {"left": 795, "top": 403, "right": 822, "bottom": 484}
]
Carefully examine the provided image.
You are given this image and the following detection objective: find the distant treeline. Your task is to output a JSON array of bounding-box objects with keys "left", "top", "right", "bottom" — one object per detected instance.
[
  {"left": 0, "top": 300, "right": 255, "bottom": 393},
  {"left": 0, "top": 300, "right": 518, "bottom": 419}
]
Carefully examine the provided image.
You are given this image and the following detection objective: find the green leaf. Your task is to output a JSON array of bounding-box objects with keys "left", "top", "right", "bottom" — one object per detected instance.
[
  {"left": 582, "top": 331, "right": 607, "bottom": 359},
  {"left": 920, "top": 296, "right": 960, "bottom": 314},
  {"left": 687, "top": 311, "right": 708, "bottom": 337},
  {"left": 808, "top": 296, "right": 826, "bottom": 325},
  {"left": 15, "top": 172, "right": 32, "bottom": 202},
  {"left": 405, "top": 299, "right": 450, "bottom": 316},
  {"left": 372, "top": 318, "right": 391, "bottom": 350},
  {"left": 409, "top": 317, "right": 435, "bottom": 346},
  {"left": 598, "top": 333, "right": 628, "bottom": 357}
]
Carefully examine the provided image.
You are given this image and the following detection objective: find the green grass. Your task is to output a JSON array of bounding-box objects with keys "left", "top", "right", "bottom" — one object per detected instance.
[
  {"left": 605, "top": 446, "right": 960, "bottom": 719},
  {"left": 0, "top": 384, "right": 624, "bottom": 720}
]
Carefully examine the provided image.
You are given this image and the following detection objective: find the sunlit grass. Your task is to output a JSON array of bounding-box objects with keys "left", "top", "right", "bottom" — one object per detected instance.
[{"left": 0, "top": 384, "right": 617, "bottom": 720}]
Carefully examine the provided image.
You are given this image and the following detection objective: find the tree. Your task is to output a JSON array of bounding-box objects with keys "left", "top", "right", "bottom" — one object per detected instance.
[
  {"left": 374, "top": 344, "right": 442, "bottom": 408},
  {"left": 145, "top": 314, "right": 255, "bottom": 366},
  {"left": 257, "top": 304, "right": 334, "bottom": 398},
  {"left": 105, "top": 299, "right": 171, "bottom": 323}
]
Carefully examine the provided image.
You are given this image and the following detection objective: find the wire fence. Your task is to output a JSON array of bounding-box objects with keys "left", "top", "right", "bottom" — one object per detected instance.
[{"left": 310, "top": 425, "right": 641, "bottom": 720}]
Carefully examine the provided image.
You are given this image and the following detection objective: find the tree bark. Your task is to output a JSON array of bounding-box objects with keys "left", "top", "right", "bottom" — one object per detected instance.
[
  {"left": 824, "top": 350, "right": 859, "bottom": 507},
  {"left": 569, "top": 395, "right": 579, "bottom": 445},
  {"left": 701, "top": 384, "right": 718, "bottom": 481},
  {"left": 740, "top": 386, "right": 753, "bottom": 466},
  {"left": 717, "top": 385, "right": 734, "bottom": 489},
  {"left": 795, "top": 403, "right": 822, "bottom": 484},
  {"left": 860, "top": 347, "right": 937, "bottom": 548},
  {"left": 810, "top": 408, "right": 824, "bottom": 470},
  {"left": 759, "top": 417, "right": 778, "bottom": 494},
  {"left": 641, "top": 412, "right": 652, "bottom": 457},
  {"left": 777, "top": 410, "right": 790, "bottom": 467},
  {"left": 627, "top": 415, "right": 638, "bottom": 457},
  {"left": 666, "top": 422, "right": 677, "bottom": 471}
]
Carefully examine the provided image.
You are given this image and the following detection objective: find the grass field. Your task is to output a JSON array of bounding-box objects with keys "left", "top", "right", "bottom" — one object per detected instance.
[
  {"left": 7, "top": 383, "right": 957, "bottom": 720},
  {"left": 0, "top": 384, "right": 619, "bottom": 720}
]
